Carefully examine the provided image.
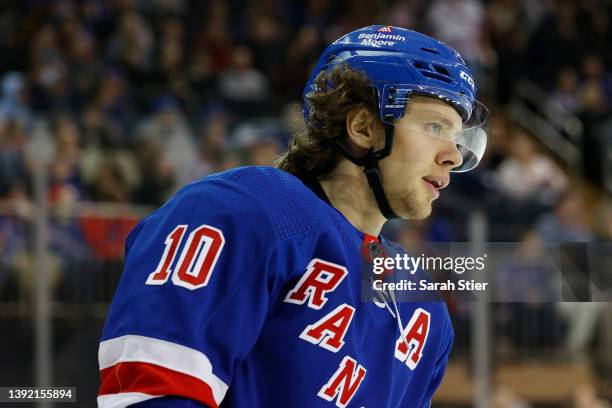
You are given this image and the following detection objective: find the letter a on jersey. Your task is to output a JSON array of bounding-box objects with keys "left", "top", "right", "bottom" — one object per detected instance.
[
  {"left": 317, "top": 356, "right": 366, "bottom": 408},
  {"left": 395, "top": 308, "right": 431, "bottom": 370},
  {"left": 284, "top": 258, "right": 348, "bottom": 310},
  {"left": 299, "top": 304, "right": 355, "bottom": 352}
]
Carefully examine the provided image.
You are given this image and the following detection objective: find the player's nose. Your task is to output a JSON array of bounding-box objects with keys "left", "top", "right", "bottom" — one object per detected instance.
[{"left": 435, "top": 140, "right": 463, "bottom": 170}]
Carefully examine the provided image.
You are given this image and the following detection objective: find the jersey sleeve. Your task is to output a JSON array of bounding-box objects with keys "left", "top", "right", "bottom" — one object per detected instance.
[
  {"left": 416, "top": 309, "right": 454, "bottom": 408},
  {"left": 97, "top": 178, "right": 296, "bottom": 408}
]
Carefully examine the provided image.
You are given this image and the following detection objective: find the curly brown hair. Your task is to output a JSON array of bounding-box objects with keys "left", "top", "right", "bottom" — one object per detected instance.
[{"left": 275, "top": 64, "right": 379, "bottom": 179}]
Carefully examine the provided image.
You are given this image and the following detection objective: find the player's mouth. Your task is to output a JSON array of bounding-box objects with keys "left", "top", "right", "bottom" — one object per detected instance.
[{"left": 422, "top": 176, "right": 449, "bottom": 199}]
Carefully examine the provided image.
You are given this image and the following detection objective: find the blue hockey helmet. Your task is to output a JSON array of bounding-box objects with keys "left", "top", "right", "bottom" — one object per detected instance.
[{"left": 303, "top": 25, "right": 488, "bottom": 173}]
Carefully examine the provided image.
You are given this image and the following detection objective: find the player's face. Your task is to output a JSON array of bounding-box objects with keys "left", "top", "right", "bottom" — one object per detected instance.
[{"left": 378, "top": 96, "right": 463, "bottom": 219}]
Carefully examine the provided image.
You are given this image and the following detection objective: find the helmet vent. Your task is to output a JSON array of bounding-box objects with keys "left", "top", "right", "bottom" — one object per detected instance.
[
  {"left": 433, "top": 65, "right": 449, "bottom": 76},
  {"left": 420, "top": 71, "right": 453, "bottom": 83},
  {"left": 413, "top": 60, "right": 454, "bottom": 84},
  {"left": 413, "top": 61, "right": 429, "bottom": 70},
  {"left": 420, "top": 47, "right": 439, "bottom": 54}
]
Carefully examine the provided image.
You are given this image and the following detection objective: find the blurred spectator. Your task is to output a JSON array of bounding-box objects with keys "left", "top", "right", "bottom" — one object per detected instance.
[
  {"left": 0, "top": 119, "right": 29, "bottom": 198},
  {"left": 427, "top": 0, "right": 485, "bottom": 63},
  {"left": 29, "top": 24, "right": 70, "bottom": 112},
  {"left": 187, "top": 48, "right": 217, "bottom": 104},
  {"left": 578, "top": 54, "right": 610, "bottom": 186},
  {"left": 107, "top": 11, "right": 154, "bottom": 76},
  {"left": 88, "top": 157, "right": 131, "bottom": 203},
  {"left": 144, "top": 0, "right": 188, "bottom": 16},
  {"left": 242, "top": 3, "right": 289, "bottom": 91},
  {"left": 0, "top": 2, "right": 28, "bottom": 73},
  {"left": 526, "top": 0, "right": 582, "bottom": 89},
  {"left": 131, "top": 138, "right": 175, "bottom": 206},
  {"left": 230, "top": 121, "right": 281, "bottom": 166},
  {"left": 535, "top": 187, "right": 593, "bottom": 243},
  {"left": 494, "top": 230, "right": 562, "bottom": 349},
  {"left": 495, "top": 230, "right": 558, "bottom": 302},
  {"left": 145, "top": 17, "right": 193, "bottom": 107},
  {"left": 491, "top": 385, "right": 531, "bottom": 408},
  {"left": 79, "top": 103, "right": 139, "bottom": 201},
  {"left": 594, "top": 199, "right": 612, "bottom": 241},
  {"left": 0, "top": 72, "right": 31, "bottom": 131},
  {"left": 0, "top": 183, "right": 32, "bottom": 261},
  {"left": 284, "top": 25, "right": 325, "bottom": 99},
  {"left": 299, "top": 0, "right": 333, "bottom": 33},
  {"left": 88, "top": 70, "right": 135, "bottom": 130},
  {"left": 495, "top": 128, "right": 568, "bottom": 204},
  {"left": 247, "top": 137, "right": 280, "bottom": 166},
  {"left": 580, "top": 3, "right": 612, "bottom": 68},
  {"left": 427, "top": 0, "right": 494, "bottom": 88},
  {"left": 48, "top": 184, "right": 90, "bottom": 263},
  {"left": 135, "top": 95, "right": 196, "bottom": 188},
  {"left": 486, "top": 0, "right": 533, "bottom": 103},
  {"left": 535, "top": 189, "right": 603, "bottom": 362},
  {"left": 48, "top": 114, "right": 84, "bottom": 204},
  {"left": 80, "top": 103, "right": 122, "bottom": 149},
  {"left": 330, "top": 0, "right": 383, "bottom": 39},
  {"left": 217, "top": 150, "right": 242, "bottom": 172},
  {"left": 479, "top": 111, "right": 511, "bottom": 171},
  {"left": 67, "top": 30, "right": 104, "bottom": 109},
  {"left": 191, "top": 1, "right": 233, "bottom": 73},
  {"left": 571, "top": 383, "right": 610, "bottom": 408},
  {"left": 186, "top": 111, "right": 230, "bottom": 181},
  {"left": 578, "top": 54, "right": 611, "bottom": 114},
  {"left": 549, "top": 67, "right": 579, "bottom": 114},
  {"left": 381, "top": 1, "right": 418, "bottom": 31},
  {"left": 218, "top": 46, "right": 270, "bottom": 103}
]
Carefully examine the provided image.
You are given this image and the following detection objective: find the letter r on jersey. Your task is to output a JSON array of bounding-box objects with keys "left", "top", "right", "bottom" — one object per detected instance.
[
  {"left": 395, "top": 308, "right": 431, "bottom": 370},
  {"left": 284, "top": 258, "right": 348, "bottom": 310}
]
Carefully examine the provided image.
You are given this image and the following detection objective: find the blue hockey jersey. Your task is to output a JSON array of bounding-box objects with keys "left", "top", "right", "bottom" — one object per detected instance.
[{"left": 98, "top": 166, "right": 454, "bottom": 408}]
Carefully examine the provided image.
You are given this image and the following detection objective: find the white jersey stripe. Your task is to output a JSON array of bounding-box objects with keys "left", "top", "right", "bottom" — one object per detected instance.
[
  {"left": 99, "top": 335, "right": 229, "bottom": 405},
  {"left": 97, "top": 392, "right": 158, "bottom": 408}
]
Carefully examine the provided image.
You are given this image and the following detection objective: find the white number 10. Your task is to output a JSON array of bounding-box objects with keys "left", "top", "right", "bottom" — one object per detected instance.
[{"left": 145, "top": 224, "right": 225, "bottom": 290}]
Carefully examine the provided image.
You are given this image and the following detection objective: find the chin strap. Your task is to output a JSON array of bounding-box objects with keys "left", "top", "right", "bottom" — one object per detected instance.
[{"left": 332, "top": 116, "right": 399, "bottom": 219}]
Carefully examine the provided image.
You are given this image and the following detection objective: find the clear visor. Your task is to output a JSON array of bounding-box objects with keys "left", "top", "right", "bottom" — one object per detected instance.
[
  {"left": 451, "top": 100, "right": 489, "bottom": 172},
  {"left": 380, "top": 86, "right": 489, "bottom": 172}
]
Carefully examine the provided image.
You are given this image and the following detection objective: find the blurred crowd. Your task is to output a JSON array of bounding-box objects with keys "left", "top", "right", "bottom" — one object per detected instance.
[{"left": 0, "top": 0, "right": 609, "bottom": 211}]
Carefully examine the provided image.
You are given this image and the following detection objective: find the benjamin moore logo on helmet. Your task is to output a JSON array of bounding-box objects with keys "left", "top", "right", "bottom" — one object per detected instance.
[
  {"left": 358, "top": 31, "right": 406, "bottom": 48},
  {"left": 460, "top": 71, "right": 475, "bottom": 91},
  {"left": 378, "top": 26, "right": 393, "bottom": 33}
]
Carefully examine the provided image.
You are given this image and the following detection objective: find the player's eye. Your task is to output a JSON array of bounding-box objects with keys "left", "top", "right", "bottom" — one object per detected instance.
[{"left": 424, "top": 122, "right": 443, "bottom": 136}]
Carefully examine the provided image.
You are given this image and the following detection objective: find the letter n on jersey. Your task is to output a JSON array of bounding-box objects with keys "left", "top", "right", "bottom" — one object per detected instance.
[
  {"left": 395, "top": 308, "right": 431, "bottom": 370},
  {"left": 318, "top": 356, "right": 366, "bottom": 408},
  {"left": 284, "top": 258, "right": 348, "bottom": 310}
]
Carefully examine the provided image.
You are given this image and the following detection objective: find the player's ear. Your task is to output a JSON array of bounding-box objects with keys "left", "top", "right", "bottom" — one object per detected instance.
[{"left": 345, "top": 107, "right": 382, "bottom": 152}]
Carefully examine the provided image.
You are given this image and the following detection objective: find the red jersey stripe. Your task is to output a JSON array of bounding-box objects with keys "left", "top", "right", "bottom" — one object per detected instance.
[{"left": 99, "top": 361, "right": 218, "bottom": 408}]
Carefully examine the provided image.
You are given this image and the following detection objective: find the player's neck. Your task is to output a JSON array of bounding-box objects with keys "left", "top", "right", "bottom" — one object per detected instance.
[{"left": 319, "top": 160, "right": 386, "bottom": 237}]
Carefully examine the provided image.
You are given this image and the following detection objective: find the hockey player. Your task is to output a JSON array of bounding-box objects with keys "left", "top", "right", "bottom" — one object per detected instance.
[{"left": 98, "top": 25, "right": 488, "bottom": 407}]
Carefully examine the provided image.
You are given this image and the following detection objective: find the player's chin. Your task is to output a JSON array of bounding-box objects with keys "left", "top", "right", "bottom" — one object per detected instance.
[
  {"left": 391, "top": 195, "right": 432, "bottom": 220},
  {"left": 408, "top": 203, "right": 432, "bottom": 220}
]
